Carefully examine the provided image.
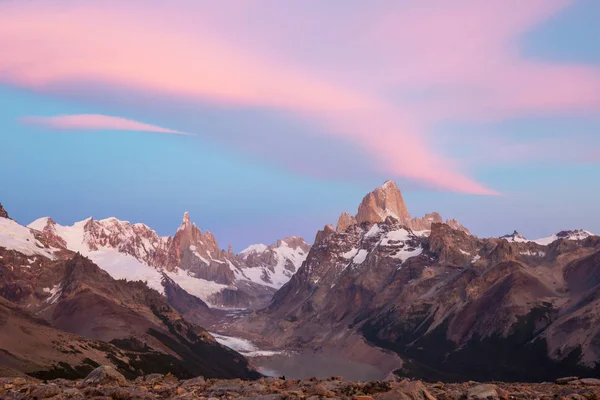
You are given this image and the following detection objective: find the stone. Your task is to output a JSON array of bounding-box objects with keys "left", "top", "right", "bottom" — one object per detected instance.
[
  {"left": 180, "top": 376, "right": 206, "bottom": 388},
  {"left": 363, "top": 381, "right": 392, "bottom": 395},
  {"left": 580, "top": 378, "right": 600, "bottom": 386},
  {"left": 467, "top": 384, "right": 506, "bottom": 399},
  {"left": 557, "top": 377, "right": 580, "bottom": 385},
  {"left": 60, "top": 388, "right": 85, "bottom": 400},
  {"left": 30, "top": 384, "right": 62, "bottom": 399},
  {"left": 375, "top": 380, "right": 435, "bottom": 400},
  {"left": 140, "top": 374, "right": 164, "bottom": 385},
  {"left": 83, "top": 365, "right": 128, "bottom": 386},
  {"left": 313, "top": 383, "right": 335, "bottom": 397}
]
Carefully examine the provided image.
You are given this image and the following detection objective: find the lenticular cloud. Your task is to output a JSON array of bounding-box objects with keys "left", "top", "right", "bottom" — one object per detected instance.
[{"left": 21, "top": 114, "right": 190, "bottom": 135}]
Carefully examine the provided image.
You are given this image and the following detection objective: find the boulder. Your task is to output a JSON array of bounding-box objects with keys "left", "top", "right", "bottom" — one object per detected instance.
[
  {"left": 467, "top": 384, "right": 507, "bottom": 399},
  {"left": 83, "top": 366, "right": 127, "bottom": 386},
  {"left": 375, "top": 380, "right": 435, "bottom": 400},
  {"left": 556, "top": 377, "right": 580, "bottom": 385}
]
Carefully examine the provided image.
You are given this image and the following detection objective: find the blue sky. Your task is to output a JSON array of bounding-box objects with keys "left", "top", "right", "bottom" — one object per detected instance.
[{"left": 1, "top": 1, "right": 599, "bottom": 250}]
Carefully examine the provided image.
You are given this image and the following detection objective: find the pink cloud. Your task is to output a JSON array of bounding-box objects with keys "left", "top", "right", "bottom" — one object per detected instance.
[
  {"left": 21, "top": 114, "right": 189, "bottom": 135},
  {"left": 0, "top": 0, "right": 596, "bottom": 194}
]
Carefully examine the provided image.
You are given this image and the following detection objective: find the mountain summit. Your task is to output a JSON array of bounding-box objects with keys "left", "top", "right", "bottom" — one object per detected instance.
[
  {"left": 336, "top": 180, "right": 468, "bottom": 233},
  {"left": 356, "top": 180, "right": 411, "bottom": 225}
]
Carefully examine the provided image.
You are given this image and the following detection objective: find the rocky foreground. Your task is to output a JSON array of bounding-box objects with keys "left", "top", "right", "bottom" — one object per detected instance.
[{"left": 2, "top": 366, "right": 600, "bottom": 400}]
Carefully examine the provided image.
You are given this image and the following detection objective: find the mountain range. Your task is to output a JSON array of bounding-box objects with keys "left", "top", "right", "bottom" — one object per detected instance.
[{"left": 0, "top": 181, "right": 598, "bottom": 382}]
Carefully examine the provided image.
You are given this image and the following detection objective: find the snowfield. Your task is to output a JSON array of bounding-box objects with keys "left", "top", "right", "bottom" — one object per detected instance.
[{"left": 0, "top": 218, "right": 56, "bottom": 259}]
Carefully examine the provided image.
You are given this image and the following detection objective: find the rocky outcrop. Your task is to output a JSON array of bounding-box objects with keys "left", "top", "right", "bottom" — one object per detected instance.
[
  {"left": 33, "top": 217, "right": 67, "bottom": 248},
  {"left": 315, "top": 224, "right": 336, "bottom": 245},
  {"left": 336, "top": 212, "right": 357, "bottom": 232},
  {"left": 410, "top": 212, "right": 443, "bottom": 231},
  {"left": 445, "top": 219, "right": 471, "bottom": 234},
  {"left": 0, "top": 203, "right": 8, "bottom": 219}
]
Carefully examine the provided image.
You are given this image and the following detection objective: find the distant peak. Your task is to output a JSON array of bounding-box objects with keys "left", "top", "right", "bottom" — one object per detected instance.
[
  {"left": 182, "top": 211, "right": 190, "bottom": 225},
  {"left": 500, "top": 230, "right": 528, "bottom": 242},
  {"left": 556, "top": 229, "right": 592, "bottom": 239}
]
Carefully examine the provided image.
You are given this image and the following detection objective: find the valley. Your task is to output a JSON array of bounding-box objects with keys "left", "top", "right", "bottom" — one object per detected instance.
[{"left": 1, "top": 180, "right": 600, "bottom": 384}]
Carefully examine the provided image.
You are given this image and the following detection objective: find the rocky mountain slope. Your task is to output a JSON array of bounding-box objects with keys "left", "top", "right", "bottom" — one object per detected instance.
[
  {"left": 239, "top": 181, "right": 600, "bottom": 382},
  {"left": 0, "top": 295, "right": 129, "bottom": 380},
  {"left": 0, "top": 209, "right": 260, "bottom": 380},
  {"left": 27, "top": 212, "right": 310, "bottom": 308}
]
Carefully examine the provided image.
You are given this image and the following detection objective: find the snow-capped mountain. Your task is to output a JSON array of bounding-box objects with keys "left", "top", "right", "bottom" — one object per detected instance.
[
  {"left": 245, "top": 181, "right": 600, "bottom": 382},
  {"left": 0, "top": 205, "right": 260, "bottom": 380},
  {"left": 26, "top": 211, "right": 310, "bottom": 308},
  {"left": 239, "top": 236, "right": 310, "bottom": 288},
  {"left": 500, "top": 229, "right": 595, "bottom": 245}
]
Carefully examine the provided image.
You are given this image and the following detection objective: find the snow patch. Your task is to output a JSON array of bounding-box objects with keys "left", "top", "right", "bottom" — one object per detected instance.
[
  {"left": 364, "top": 224, "right": 382, "bottom": 238},
  {"left": 380, "top": 229, "right": 411, "bottom": 246},
  {"left": 43, "top": 284, "right": 62, "bottom": 304},
  {"left": 391, "top": 246, "right": 423, "bottom": 262},
  {"left": 353, "top": 249, "right": 369, "bottom": 264},
  {"left": 520, "top": 250, "right": 546, "bottom": 257},
  {"left": 342, "top": 248, "right": 359, "bottom": 259}
]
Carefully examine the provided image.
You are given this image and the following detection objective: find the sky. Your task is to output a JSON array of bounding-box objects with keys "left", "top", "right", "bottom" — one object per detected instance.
[{"left": 1, "top": 0, "right": 599, "bottom": 250}]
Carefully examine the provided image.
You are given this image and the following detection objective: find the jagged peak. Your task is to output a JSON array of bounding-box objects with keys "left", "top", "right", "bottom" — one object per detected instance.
[
  {"left": 314, "top": 224, "right": 336, "bottom": 245},
  {"left": 336, "top": 212, "right": 357, "bottom": 233},
  {"left": 356, "top": 180, "right": 410, "bottom": 226}
]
